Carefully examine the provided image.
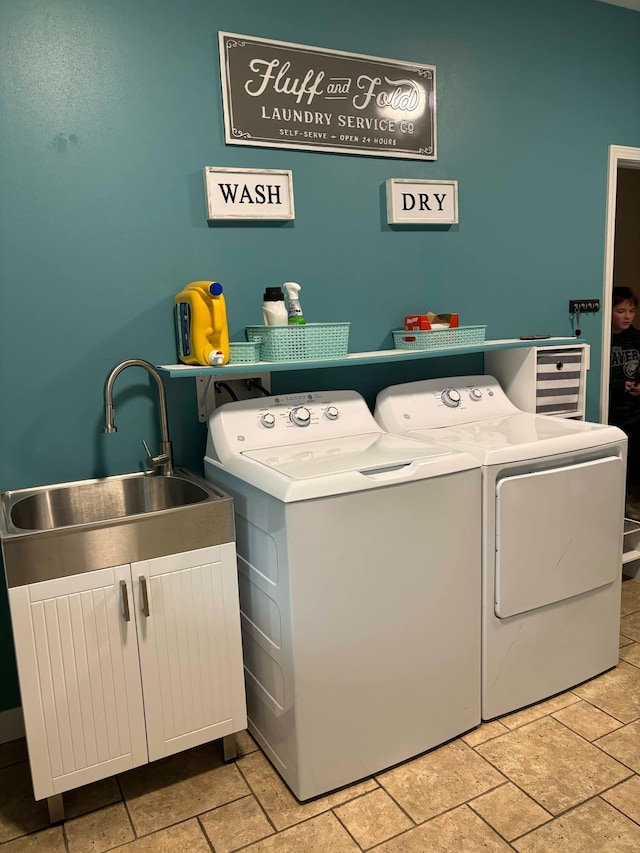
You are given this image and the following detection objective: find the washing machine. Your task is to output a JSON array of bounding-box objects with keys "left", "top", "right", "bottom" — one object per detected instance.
[
  {"left": 375, "top": 376, "right": 626, "bottom": 721},
  {"left": 204, "top": 389, "right": 481, "bottom": 800}
]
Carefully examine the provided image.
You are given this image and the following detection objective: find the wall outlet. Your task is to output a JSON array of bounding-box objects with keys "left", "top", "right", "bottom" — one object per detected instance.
[{"left": 569, "top": 299, "right": 600, "bottom": 313}]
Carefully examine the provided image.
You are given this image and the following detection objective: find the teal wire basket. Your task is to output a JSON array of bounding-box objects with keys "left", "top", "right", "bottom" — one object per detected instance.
[
  {"left": 228, "top": 341, "right": 261, "bottom": 363},
  {"left": 246, "top": 323, "right": 350, "bottom": 361},
  {"left": 393, "top": 325, "right": 487, "bottom": 350}
]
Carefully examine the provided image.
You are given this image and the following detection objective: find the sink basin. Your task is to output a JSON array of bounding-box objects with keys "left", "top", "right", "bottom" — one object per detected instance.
[
  {"left": 0, "top": 469, "right": 235, "bottom": 587},
  {"left": 8, "top": 473, "right": 209, "bottom": 531}
]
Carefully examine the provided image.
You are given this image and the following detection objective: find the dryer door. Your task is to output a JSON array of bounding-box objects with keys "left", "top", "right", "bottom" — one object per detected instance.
[{"left": 495, "top": 456, "right": 624, "bottom": 618}]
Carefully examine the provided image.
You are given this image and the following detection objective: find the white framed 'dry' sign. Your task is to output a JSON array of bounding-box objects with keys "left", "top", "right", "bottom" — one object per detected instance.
[
  {"left": 203, "top": 166, "right": 295, "bottom": 221},
  {"left": 386, "top": 178, "right": 458, "bottom": 225}
]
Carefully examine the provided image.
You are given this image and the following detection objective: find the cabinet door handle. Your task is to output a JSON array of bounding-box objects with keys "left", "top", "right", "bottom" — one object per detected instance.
[
  {"left": 140, "top": 576, "right": 150, "bottom": 617},
  {"left": 120, "top": 580, "right": 131, "bottom": 622}
]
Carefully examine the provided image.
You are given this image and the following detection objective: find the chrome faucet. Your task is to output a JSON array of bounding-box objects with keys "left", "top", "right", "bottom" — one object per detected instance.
[{"left": 103, "top": 359, "right": 174, "bottom": 476}]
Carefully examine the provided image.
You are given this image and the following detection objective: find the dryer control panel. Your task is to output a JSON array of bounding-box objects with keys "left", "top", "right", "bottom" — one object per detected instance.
[
  {"left": 375, "top": 375, "right": 521, "bottom": 433},
  {"left": 207, "top": 389, "right": 384, "bottom": 464}
]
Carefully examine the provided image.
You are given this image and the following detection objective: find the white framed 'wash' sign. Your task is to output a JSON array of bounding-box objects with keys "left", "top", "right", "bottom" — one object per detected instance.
[
  {"left": 386, "top": 178, "right": 458, "bottom": 225},
  {"left": 203, "top": 166, "right": 295, "bottom": 221}
]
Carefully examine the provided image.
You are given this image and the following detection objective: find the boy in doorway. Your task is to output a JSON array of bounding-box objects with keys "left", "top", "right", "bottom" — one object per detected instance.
[{"left": 610, "top": 285, "right": 640, "bottom": 518}]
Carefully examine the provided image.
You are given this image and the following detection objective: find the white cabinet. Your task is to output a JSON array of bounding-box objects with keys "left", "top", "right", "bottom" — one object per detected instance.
[
  {"left": 10, "top": 563, "right": 148, "bottom": 799},
  {"left": 485, "top": 344, "right": 589, "bottom": 419},
  {"left": 132, "top": 546, "right": 246, "bottom": 762},
  {"left": 9, "top": 544, "right": 246, "bottom": 801}
]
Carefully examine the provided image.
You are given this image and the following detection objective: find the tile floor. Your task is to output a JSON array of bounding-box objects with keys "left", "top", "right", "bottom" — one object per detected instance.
[{"left": 2, "top": 576, "right": 640, "bottom": 852}]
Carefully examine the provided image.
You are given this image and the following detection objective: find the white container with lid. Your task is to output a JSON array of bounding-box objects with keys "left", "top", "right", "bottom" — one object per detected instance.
[{"left": 262, "top": 287, "right": 288, "bottom": 325}]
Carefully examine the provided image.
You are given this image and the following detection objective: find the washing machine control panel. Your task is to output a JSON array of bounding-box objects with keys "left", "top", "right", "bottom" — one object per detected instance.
[
  {"left": 375, "top": 375, "right": 520, "bottom": 432},
  {"left": 209, "top": 389, "right": 384, "bottom": 460}
]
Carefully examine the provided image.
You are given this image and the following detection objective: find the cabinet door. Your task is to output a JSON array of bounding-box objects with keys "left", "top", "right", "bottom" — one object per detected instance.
[
  {"left": 9, "top": 566, "right": 148, "bottom": 800},
  {"left": 131, "top": 543, "right": 246, "bottom": 762}
]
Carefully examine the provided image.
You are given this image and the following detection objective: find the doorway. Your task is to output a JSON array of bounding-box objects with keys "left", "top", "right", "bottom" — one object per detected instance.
[
  {"left": 600, "top": 145, "right": 640, "bottom": 423},
  {"left": 600, "top": 145, "right": 640, "bottom": 520}
]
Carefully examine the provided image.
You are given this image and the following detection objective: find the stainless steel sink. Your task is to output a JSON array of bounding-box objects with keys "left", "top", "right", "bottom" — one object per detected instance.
[
  {"left": 7, "top": 473, "right": 210, "bottom": 531},
  {"left": 0, "top": 469, "right": 234, "bottom": 587}
]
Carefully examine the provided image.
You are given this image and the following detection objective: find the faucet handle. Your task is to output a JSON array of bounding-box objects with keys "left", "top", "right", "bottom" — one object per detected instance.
[{"left": 142, "top": 439, "right": 171, "bottom": 474}]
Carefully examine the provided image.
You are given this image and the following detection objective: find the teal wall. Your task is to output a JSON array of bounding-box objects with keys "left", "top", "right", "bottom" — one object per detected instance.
[{"left": 1, "top": 0, "right": 639, "bottom": 713}]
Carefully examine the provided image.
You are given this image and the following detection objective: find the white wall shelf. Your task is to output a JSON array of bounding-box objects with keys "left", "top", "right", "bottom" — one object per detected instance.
[{"left": 157, "top": 337, "right": 582, "bottom": 378}]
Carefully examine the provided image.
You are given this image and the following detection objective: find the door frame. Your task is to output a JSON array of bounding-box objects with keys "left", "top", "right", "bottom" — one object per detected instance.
[{"left": 600, "top": 145, "right": 640, "bottom": 423}]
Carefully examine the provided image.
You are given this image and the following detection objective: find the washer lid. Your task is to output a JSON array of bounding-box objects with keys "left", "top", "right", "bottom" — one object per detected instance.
[
  {"left": 242, "top": 432, "right": 454, "bottom": 479},
  {"left": 405, "top": 413, "right": 627, "bottom": 465},
  {"left": 207, "top": 431, "right": 479, "bottom": 502}
]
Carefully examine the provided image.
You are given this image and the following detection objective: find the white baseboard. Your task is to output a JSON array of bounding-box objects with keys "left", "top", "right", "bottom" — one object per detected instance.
[{"left": 0, "top": 706, "right": 25, "bottom": 743}]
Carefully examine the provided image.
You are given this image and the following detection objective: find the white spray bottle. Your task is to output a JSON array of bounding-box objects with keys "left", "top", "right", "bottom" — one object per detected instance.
[{"left": 284, "top": 282, "right": 305, "bottom": 325}]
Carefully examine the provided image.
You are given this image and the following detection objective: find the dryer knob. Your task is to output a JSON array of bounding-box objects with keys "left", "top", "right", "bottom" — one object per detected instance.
[
  {"left": 260, "top": 412, "right": 276, "bottom": 428},
  {"left": 470, "top": 388, "right": 483, "bottom": 400},
  {"left": 290, "top": 406, "right": 311, "bottom": 427},
  {"left": 441, "top": 388, "right": 461, "bottom": 408},
  {"left": 325, "top": 406, "right": 339, "bottom": 420}
]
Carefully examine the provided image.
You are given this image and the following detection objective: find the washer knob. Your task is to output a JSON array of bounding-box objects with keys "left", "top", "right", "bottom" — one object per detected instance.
[
  {"left": 290, "top": 406, "right": 311, "bottom": 427},
  {"left": 441, "top": 388, "right": 461, "bottom": 408},
  {"left": 260, "top": 412, "right": 276, "bottom": 428},
  {"left": 325, "top": 406, "right": 339, "bottom": 420},
  {"left": 470, "top": 388, "right": 483, "bottom": 400}
]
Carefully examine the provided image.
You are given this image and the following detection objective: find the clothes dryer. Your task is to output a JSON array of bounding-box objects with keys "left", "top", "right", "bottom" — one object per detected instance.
[
  {"left": 375, "top": 376, "right": 626, "bottom": 720},
  {"left": 204, "top": 390, "right": 481, "bottom": 799}
]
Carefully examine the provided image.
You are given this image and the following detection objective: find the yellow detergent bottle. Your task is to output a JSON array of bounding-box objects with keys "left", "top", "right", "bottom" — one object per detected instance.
[{"left": 174, "top": 281, "right": 230, "bottom": 366}]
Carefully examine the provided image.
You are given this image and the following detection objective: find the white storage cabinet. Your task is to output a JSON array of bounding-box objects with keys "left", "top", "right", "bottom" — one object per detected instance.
[
  {"left": 485, "top": 344, "right": 589, "bottom": 419},
  {"left": 9, "top": 544, "right": 246, "bottom": 802}
]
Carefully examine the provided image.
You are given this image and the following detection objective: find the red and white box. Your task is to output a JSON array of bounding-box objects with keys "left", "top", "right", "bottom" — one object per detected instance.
[
  {"left": 404, "top": 313, "right": 459, "bottom": 331},
  {"left": 404, "top": 314, "right": 432, "bottom": 330}
]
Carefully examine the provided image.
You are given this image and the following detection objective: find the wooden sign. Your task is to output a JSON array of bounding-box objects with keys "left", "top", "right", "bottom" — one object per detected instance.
[
  {"left": 219, "top": 32, "right": 436, "bottom": 161},
  {"left": 203, "top": 167, "right": 295, "bottom": 221},
  {"left": 386, "top": 179, "right": 458, "bottom": 225}
]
